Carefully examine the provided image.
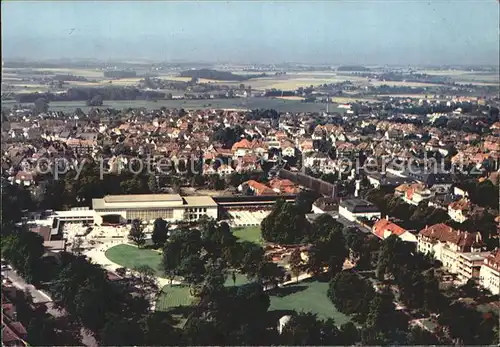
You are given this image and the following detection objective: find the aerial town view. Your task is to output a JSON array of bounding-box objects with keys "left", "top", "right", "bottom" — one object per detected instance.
[{"left": 1, "top": 1, "right": 499, "bottom": 346}]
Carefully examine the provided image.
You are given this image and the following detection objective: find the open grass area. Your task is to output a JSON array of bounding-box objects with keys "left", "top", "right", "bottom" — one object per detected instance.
[
  {"left": 232, "top": 226, "right": 264, "bottom": 245},
  {"left": 105, "top": 244, "right": 164, "bottom": 276},
  {"left": 156, "top": 273, "right": 249, "bottom": 313},
  {"left": 269, "top": 279, "right": 351, "bottom": 325},
  {"left": 157, "top": 278, "right": 351, "bottom": 327}
]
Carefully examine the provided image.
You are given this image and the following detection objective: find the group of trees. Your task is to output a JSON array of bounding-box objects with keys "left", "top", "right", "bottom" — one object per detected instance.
[
  {"left": 179, "top": 68, "right": 266, "bottom": 82},
  {"left": 16, "top": 87, "right": 166, "bottom": 104},
  {"left": 162, "top": 218, "right": 285, "bottom": 293},
  {"left": 261, "top": 199, "right": 312, "bottom": 244}
]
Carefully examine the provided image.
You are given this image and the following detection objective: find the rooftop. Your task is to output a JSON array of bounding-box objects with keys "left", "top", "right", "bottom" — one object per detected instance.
[
  {"left": 93, "top": 194, "right": 217, "bottom": 210},
  {"left": 340, "top": 198, "right": 379, "bottom": 213},
  {"left": 104, "top": 194, "right": 183, "bottom": 203}
]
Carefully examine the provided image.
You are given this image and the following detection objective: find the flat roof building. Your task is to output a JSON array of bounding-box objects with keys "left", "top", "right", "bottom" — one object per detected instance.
[
  {"left": 339, "top": 198, "right": 381, "bottom": 222},
  {"left": 92, "top": 194, "right": 218, "bottom": 224}
]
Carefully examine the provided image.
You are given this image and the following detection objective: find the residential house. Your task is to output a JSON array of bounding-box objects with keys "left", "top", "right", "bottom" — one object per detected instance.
[
  {"left": 448, "top": 198, "right": 472, "bottom": 223},
  {"left": 268, "top": 178, "right": 299, "bottom": 194},
  {"left": 238, "top": 180, "right": 276, "bottom": 196},
  {"left": 13, "top": 171, "right": 34, "bottom": 186},
  {"left": 372, "top": 217, "right": 417, "bottom": 243},
  {"left": 217, "top": 164, "right": 234, "bottom": 177}
]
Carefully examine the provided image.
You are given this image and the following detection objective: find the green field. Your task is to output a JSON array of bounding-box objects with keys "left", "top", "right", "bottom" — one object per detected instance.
[
  {"left": 156, "top": 273, "right": 249, "bottom": 311},
  {"left": 232, "top": 226, "right": 265, "bottom": 245},
  {"left": 269, "top": 280, "right": 351, "bottom": 324},
  {"left": 157, "top": 278, "right": 351, "bottom": 326},
  {"left": 105, "top": 244, "right": 164, "bottom": 276}
]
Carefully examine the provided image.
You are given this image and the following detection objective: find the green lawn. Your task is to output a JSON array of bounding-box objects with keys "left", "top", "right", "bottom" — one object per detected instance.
[
  {"left": 156, "top": 273, "right": 249, "bottom": 313},
  {"left": 269, "top": 280, "right": 351, "bottom": 325},
  {"left": 157, "top": 277, "right": 350, "bottom": 326},
  {"left": 232, "top": 226, "right": 265, "bottom": 245},
  {"left": 156, "top": 285, "right": 193, "bottom": 312},
  {"left": 105, "top": 244, "right": 164, "bottom": 276}
]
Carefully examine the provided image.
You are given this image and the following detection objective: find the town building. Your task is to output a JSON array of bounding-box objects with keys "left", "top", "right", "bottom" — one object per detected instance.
[
  {"left": 92, "top": 194, "right": 218, "bottom": 224},
  {"left": 372, "top": 217, "right": 417, "bottom": 243},
  {"left": 448, "top": 198, "right": 472, "bottom": 223},
  {"left": 479, "top": 249, "right": 500, "bottom": 295},
  {"left": 456, "top": 251, "right": 490, "bottom": 284},
  {"left": 417, "top": 223, "right": 484, "bottom": 274},
  {"left": 339, "top": 198, "right": 381, "bottom": 222}
]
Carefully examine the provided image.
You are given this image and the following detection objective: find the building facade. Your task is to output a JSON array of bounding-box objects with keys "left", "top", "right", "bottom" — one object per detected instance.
[
  {"left": 92, "top": 194, "right": 218, "bottom": 224},
  {"left": 339, "top": 198, "right": 381, "bottom": 222},
  {"left": 479, "top": 249, "right": 500, "bottom": 295},
  {"left": 417, "top": 223, "right": 484, "bottom": 274}
]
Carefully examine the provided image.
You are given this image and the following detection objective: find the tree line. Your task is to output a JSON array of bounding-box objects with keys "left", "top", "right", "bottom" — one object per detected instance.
[{"left": 16, "top": 87, "right": 166, "bottom": 104}]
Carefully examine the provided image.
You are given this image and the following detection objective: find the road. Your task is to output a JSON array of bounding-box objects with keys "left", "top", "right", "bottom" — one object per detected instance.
[
  {"left": 2, "top": 268, "right": 97, "bottom": 346},
  {"left": 2, "top": 269, "right": 52, "bottom": 304}
]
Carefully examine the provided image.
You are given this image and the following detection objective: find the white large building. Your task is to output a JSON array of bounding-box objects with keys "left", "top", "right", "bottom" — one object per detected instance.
[
  {"left": 417, "top": 223, "right": 484, "bottom": 274},
  {"left": 479, "top": 249, "right": 500, "bottom": 295},
  {"left": 92, "top": 194, "right": 218, "bottom": 225}
]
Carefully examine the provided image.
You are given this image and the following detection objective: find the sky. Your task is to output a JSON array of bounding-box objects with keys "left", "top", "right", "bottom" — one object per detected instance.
[{"left": 2, "top": 0, "right": 499, "bottom": 65}]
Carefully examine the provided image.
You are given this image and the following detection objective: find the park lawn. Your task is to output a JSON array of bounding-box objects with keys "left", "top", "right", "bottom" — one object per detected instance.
[
  {"left": 105, "top": 244, "right": 164, "bottom": 276},
  {"left": 269, "top": 280, "right": 351, "bottom": 325},
  {"left": 156, "top": 273, "right": 249, "bottom": 313},
  {"left": 232, "top": 226, "right": 265, "bottom": 245}
]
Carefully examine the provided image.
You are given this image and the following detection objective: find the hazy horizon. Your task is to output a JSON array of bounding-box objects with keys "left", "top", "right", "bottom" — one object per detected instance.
[{"left": 2, "top": 1, "right": 499, "bottom": 66}]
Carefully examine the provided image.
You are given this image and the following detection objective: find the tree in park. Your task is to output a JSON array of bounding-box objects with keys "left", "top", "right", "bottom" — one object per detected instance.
[
  {"left": 147, "top": 174, "right": 160, "bottom": 194},
  {"left": 310, "top": 213, "right": 343, "bottom": 240},
  {"left": 134, "top": 265, "right": 159, "bottom": 297},
  {"left": 406, "top": 326, "right": 440, "bottom": 345},
  {"left": 261, "top": 199, "right": 312, "bottom": 244},
  {"left": 280, "top": 312, "right": 341, "bottom": 345},
  {"left": 139, "top": 312, "right": 182, "bottom": 346},
  {"left": 327, "top": 270, "right": 375, "bottom": 321},
  {"left": 289, "top": 248, "right": 303, "bottom": 282},
  {"left": 200, "top": 219, "right": 237, "bottom": 262},
  {"left": 178, "top": 254, "right": 206, "bottom": 296},
  {"left": 238, "top": 241, "right": 265, "bottom": 279},
  {"left": 307, "top": 228, "right": 348, "bottom": 279},
  {"left": 151, "top": 218, "right": 169, "bottom": 248},
  {"left": 101, "top": 314, "right": 144, "bottom": 346},
  {"left": 339, "top": 322, "right": 360, "bottom": 345},
  {"left": 128, "top": 219, "right": 146, "bottom": 248},
  {"left": 257, "top": 261, "right": 286, "bottom": 289},
  {"left": 198, "top": 258, "right": 228, "bottom": 298},
  {"left": 1, "top": 230, "right": 45, "bottom": 284},
  {"left": 71, "top": 236, "right": 84, "bottom": 255}
]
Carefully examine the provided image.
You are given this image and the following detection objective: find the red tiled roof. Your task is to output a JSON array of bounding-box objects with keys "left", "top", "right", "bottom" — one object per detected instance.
[
  {"left": 419, "top": 223, "right": 481, "bottom": 248},
  {"left": 372, "top": 219, "right": 406, "bottom": 239},
  {"left": 484, "top": 248, "right": 500, "bottom": 272}
]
